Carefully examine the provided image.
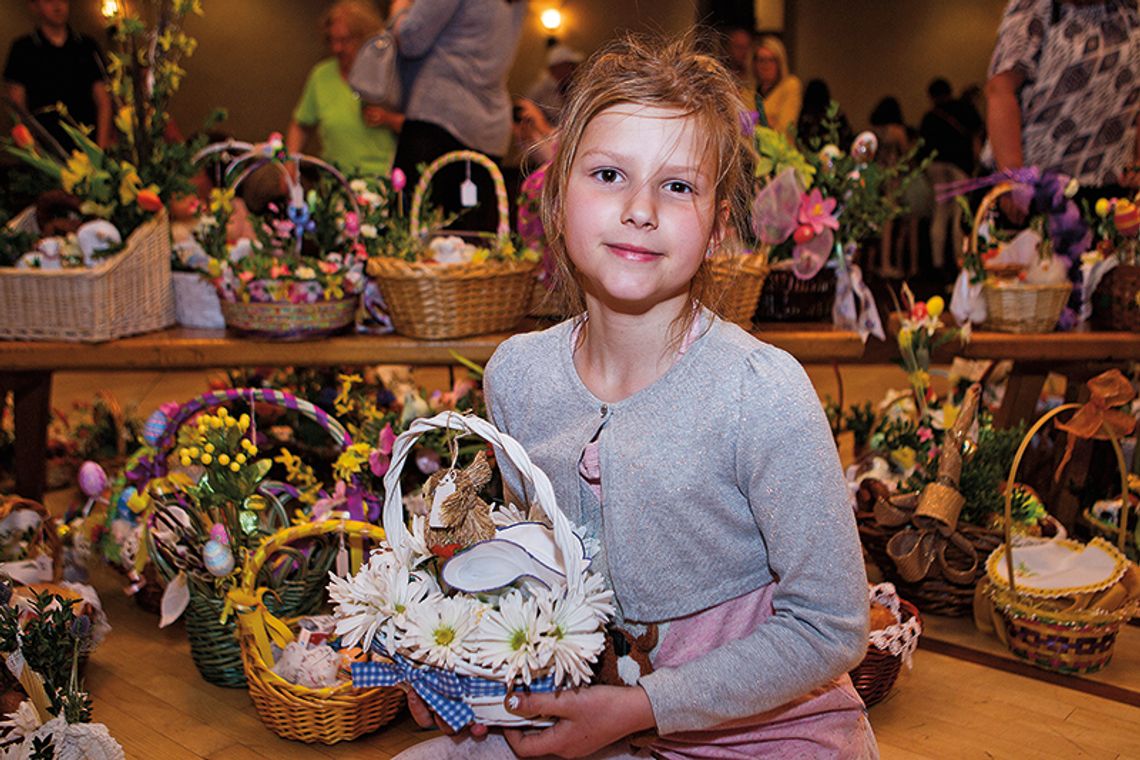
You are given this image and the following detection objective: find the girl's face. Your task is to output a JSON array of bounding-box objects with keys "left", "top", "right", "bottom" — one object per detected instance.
[
  {"left": 564, "top": 105, "right": 720, "bottom": 316},
  {"left": 753, "top": 48, "right": 779, "bottom": 88}
]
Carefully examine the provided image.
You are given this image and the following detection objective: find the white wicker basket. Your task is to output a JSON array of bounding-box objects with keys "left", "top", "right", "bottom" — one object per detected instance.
[{"left": 1, "top": 208, "right": 174, "bottom": 341}]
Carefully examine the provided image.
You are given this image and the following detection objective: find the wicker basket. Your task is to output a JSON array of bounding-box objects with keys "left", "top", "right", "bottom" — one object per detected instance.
[
  {"left": 755, "top": 263, "right": 836, "bottom": 322},
  {"left": 145, "top": 388, "right": 355, "bottom": 687},
  {"left": 986, "top": 402, "right": 1137, "bottom": 675},
  {"left": 849, "top": 586, "right": 921, "bottom": 707},
  {"left": 0, "top": 496, "right": 63, "bottom": 584},
  {"left": 367, "top": 151, "right": 538, "bottom": 339},
  {"left": 219, "top": 297, "right": 358, "bottom": 340},
  {"left": 967, "top": 184, "right": 1071, "bottom": 333},
  {"left": 231, "top": 519, "right": 404, "bottom": 744},
  {"left": 708, "top": 250, "right": 770, "bottom": 326},
  {"left": 1, "top": 208, "right": 174, "bottom": 342},
  {"left": 1091, "top": 263, "right": 1140, "bottom": 332}
]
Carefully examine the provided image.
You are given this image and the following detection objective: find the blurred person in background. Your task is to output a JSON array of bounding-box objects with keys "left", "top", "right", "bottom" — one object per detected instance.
[
  {"left": 287, "top": 0, "right": 400, "bottom": 175},
  {"left": 4, "top": 0, "right": 112, "bottom": 150},
  {"left": 752, "top": 35, "right": 802, "bottom": 138}
]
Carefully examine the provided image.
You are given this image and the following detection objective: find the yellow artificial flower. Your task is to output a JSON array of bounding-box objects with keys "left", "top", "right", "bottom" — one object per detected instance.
[
  {"left": 926, "top": 296, "right": 944, "bottom": 319},
  {"left": 471, "top": 248, "right": 489, "bottom": 264},
  {"left": 209, "top": 187, "right": 235, "bottom": 216},
  {"left": 60, "top": 151, "right": 94, "bottom": 193},
  {"left": 333, "top": 442, "right": 371, "bottom": 482},
  {"left": 118, "top": 165, "right": 143, "bottom": 205},
  {"left": 941, "top": 402, "right": 959, "bottom": 430},
  {"left": 896, "top": 327, "right": 913, "bottom": 352},
  {"left": 114, "top": 106, "right": 134, "bottom": 137},
  {"left": 890, "top": 446, "right": 917, "bottom": 471}
]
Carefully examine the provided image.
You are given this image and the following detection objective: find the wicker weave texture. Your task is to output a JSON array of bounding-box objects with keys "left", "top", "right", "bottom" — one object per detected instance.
[
  {"left": 236, "top": 520, "right": 404, "bottom": 744},
  {"left": 999, "top": 614, "right": 1123, "bottom": 675},
  {"left": 849, "top": 599, "right": 919, "bottom": 707},
  {"left": 219, "top": 297, "right": 358, "bottom": 340},
  {"left": 369, "top": 257, "right": 536, "bottom": 339},
  {"left": 1091, "top": 263, "right": 1140, "bottom": 332},
  {"left": 709, "top": 252, "right": 770, "bottom": 326},
  {"left": 0, "top": 496, "right": 62, "bottom": 582},
  {"left": 185, "top": 589, "right": 247, "bottom": 688},
  {"left": 1, "top": 208, "right": 174, "bottom": 342},
  {"left": 981, "top": 281, "right": 1071, "bottom": 333},
  {"left": 755, "top": 266, "right": 836, "bottom": 322}
]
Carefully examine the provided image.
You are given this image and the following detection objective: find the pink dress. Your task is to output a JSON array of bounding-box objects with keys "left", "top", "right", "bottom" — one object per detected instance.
[{"left": 576, "top": 319, "right": 877, "bottom": 759}]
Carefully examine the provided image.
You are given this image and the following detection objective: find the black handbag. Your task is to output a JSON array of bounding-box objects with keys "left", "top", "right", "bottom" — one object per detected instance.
[{"left": 348, "top": 30, "right": 402, "bottom": 110}]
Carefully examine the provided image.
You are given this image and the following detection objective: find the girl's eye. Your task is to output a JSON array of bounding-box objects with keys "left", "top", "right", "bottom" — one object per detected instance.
[
  {"left": 593, "top": 168, "right": 621, "bottom": 183},
  {"left": 666, "top": 180, "right": 694, "bottom": 194}
]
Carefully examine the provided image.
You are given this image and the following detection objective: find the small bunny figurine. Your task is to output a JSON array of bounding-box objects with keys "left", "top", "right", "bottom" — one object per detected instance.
[{"left": 423, "top": 449, "right": 496, "bottom": 553}]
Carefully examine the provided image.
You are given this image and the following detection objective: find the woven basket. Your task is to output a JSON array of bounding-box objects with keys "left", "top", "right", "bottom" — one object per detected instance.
[
  {"left": 231, "top": 519, "right": 404, "bottom": 744},
  {"left": 146, "top": 388, "right": 355, "bottom": 687},
  {"left": 0, "top": 496, "right": 63, "bottom": 584},
  {"left": 367, "top": 151, "right": 537, "bottom": 339},
  {"left": 1, "top": 208, "right": 174, "bottom": 342},
  {"left": 986, "top": 402, "right": 1137, "bottom": 675},
  {"left": 219, "top": 297, "right": 358, "bottom": 340},
  {"left": 755, "top": 264, "right": 836, "bottom": 322},
  {"left": 968, "top": 183, "right": 1071, "bottom": 333},
  {"left": 708, "top": 250, "right": 770, "bottom": 327},
  {"left": 1091, "top": 263, "right": 1140, "bottom": 332},
  {"left": 849, "top": 587, "right": 921, "bottom": 707},
  {"left": 858, "top": 515, "right": 1002, "bottom": 616},
  {"left": 368, "top": 412, "right": 608, "bottom": 728}
]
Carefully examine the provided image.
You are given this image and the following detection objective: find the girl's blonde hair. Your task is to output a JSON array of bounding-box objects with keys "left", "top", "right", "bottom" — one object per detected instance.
[
  {"left": 541, "top": 32, "right": 757, "bottom": 338},
  {"left": 323, "top": 0, "right": 384, "bottom": 43}
]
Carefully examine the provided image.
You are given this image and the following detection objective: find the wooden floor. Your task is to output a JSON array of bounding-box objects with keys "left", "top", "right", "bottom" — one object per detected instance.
[
  {"left": 29, "top": 366, "right": 1140, "bottom": 758},
  {"left": 79, "top": 557, "right": 1140, "bottom": 759}
]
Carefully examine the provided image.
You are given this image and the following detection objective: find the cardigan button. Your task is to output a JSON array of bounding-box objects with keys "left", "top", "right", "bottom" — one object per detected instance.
[{"left": 600, "top": 404, "right": 608, "bottom": 417}]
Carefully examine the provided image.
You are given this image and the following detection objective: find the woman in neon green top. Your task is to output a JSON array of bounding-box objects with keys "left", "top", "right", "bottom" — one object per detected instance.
[{"left": 286, "top": 0, "right": 401, "bottom": 176}]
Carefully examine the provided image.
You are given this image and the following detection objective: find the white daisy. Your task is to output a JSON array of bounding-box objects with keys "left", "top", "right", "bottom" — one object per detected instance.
[
  {"left": 470, "top": 589, "right": 543, "bottom": 684},
  {"left": 491, "top": 501, "right": 528, "bottom": 527},
  {"left": 536, "top": 588, "right": 606, "bottom": 686},
  {"left": 580, "top": 572, "right": 616, "bottom": 623},
  {"left": 403, "top": 596, "right": 480, "bottom": 669},
  {"left": 327, "top": 550, "right": 438, "bottom": 649},
  {"left": 404, "top": 514, "right": 434, "bottom": 568}
]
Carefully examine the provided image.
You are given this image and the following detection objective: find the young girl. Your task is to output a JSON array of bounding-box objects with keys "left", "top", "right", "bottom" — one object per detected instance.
[{"left": 398, "top": 33, "right": 875, "bottom": 759}]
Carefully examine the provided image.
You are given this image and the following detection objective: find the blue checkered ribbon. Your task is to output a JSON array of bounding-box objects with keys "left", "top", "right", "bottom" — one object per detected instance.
[{"left": 352, "top": 644, "right": 558, "bottom": 731}]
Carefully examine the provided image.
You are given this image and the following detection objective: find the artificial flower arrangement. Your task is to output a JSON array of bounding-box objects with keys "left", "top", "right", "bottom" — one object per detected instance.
[
  {"left": 1082, "top": 194, "right": 1140, "bottom": 330},
  {"left": 3, "top": 120, "right": 163, "bottom": 270},
  {"left": 0, "top": 581, "right": 122, "bottom": 758},
  {"left": 330, "top": 413, "right": 614, "bottom": 730},
  {"left": 943, "top": 168, "right": 1090, "bottom": 332},
  {"left": 751, "top": 106, "right": 929, "bottom": 280},
  {"left": 191, "top": 136, "right": 367, "bottom": 306}
]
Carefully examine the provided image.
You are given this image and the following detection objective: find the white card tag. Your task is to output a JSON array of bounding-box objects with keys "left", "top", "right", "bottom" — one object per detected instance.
[
  {"left": 335, "top": 532, "right": 349, "bottom": 577},
  {"left": 460, "top": 179, "right": 478, "bottom": 208},
  {"left": 429, "top": 472, "right": 457, "bottom": 528}
]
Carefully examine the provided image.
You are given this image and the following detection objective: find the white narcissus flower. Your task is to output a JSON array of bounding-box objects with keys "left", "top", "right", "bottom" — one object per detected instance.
[
  {"left": 471, "top": 589, "right": 543, "bottom": 684},
  {"left": 536, "top": 588, "right": 606, "bottom": 686},
  {"left": 403, "top": 596, "right": 480, "bottom": 669}
]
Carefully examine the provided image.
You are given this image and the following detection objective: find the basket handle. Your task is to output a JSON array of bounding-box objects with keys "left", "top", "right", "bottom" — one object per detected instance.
[
  {"left": 381, "top": 412, "right": 585, "bottom": 593},
  {"left": 238, "top": 518, "right": 386, "bottom": 594},
  {"left": 968, "top": 181, "right": 1012, "bottom": 262},
  {"left": 1001, "top": 402, "right": 1129, "bottom": 594},
  {"left": 409, "top": 150, "right": 510, "bottom": 244},
  {"left": 153, "top": 388, "right": 353, "bottom": 471}
]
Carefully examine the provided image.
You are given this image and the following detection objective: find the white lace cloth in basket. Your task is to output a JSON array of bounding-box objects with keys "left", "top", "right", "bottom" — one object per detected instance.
[{"left": 867, "top": 583, "right": 922, "bottom": 668}]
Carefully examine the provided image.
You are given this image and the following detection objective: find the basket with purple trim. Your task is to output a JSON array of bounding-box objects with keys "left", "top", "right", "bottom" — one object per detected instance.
[
  {"left": 126, "top": 388, "right": 360, "bottom": 687},
  {"left": 331, "top": 411, "right": 614, "bottom": 730}
]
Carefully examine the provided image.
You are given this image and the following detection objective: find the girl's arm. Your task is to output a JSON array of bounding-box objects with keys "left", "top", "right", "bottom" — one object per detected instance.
[
  {"left": 638, "top": 348, "right": 868, "bottom": 735},
  {"left": 392, "top": 0, "right": 463, "bottom": 59}
]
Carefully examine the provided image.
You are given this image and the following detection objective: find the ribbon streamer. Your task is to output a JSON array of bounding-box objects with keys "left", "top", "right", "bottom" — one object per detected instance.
[{"left": 1053, "top": 369, "right": 1137, "bottom": 479}]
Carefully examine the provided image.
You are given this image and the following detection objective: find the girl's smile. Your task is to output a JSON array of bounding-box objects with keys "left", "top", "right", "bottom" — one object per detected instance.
[{"left": 564, "top": 104, "right": 719, "bottom": 315}]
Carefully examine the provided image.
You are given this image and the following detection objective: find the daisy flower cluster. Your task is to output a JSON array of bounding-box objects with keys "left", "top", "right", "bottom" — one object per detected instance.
[{"left": 328, "top": 515, "right": 614, "bottom": 687}]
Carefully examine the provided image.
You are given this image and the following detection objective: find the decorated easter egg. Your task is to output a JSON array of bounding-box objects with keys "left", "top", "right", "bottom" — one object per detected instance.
[
  {"left": 818, "top": 144, "right": 842, "bottom": 172},
  {"left": 115, "top": 486, "right": 137, "bottom": 520},
  {"left": 76, "top": 220, "right": 122, "bottom": 266},
  {"left": 1114, "top": 200, "right": 1140, "bottom": 237},
  {"left": 142, "top": 409, "right": 170, "bottom": 447},
  {"left": 202, "top": 539, "right": 235, "bottom": 576},
  {"left": 77, "top": 461, "right": 108, "bottom": 497},
  {"left": 851, "top": 131, "right": 878, "bottom": 164}
]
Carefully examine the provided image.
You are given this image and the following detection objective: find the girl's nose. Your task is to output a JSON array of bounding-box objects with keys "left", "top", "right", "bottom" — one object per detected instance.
[{"left": 621, "top": 184, "right": 658, "bottom": 230}]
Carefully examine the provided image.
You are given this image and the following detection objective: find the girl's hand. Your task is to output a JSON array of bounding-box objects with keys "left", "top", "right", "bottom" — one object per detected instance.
[
  {"left": 405, "top": 687, "right": 488, "bottom": 738},
  {"left": 502, "top": 685, "right": 655, "bottom": 758}
]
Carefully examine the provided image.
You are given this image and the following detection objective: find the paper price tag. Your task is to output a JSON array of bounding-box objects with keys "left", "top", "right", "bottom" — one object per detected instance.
[{"left": 460, "top": 179, "right": 478, "bottom": 208}]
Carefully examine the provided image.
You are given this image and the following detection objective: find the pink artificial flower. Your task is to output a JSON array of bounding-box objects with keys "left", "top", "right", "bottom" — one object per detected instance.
[
  {"left": 917, "top": 426, "right": 933, "bottom": 443},
  {"left": 238, "top": 270, "right": 255, "bottom": 283},
  {"left": 796, "top": 189, "right": 839, "bottom": 235},
  {"left": 343, "top": 211, "right": 360, "bottom": 237},
  {"left": 270, "top": 263, "right": 292, "bottom": 279},
  {"left": 318, "top": 260, "right": 339, "bottom": 274},
  {"left": 271, "top": 219, "right": 295, "bottom": 238},
  {"left": 368, "top": 423, "right": 397, "bottom": 476},
  {"left": 352, "top": 241, "right": 368, "bottom": 261}
]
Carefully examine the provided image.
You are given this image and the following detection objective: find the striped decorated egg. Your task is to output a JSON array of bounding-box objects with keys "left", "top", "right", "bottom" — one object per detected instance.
[{"left": 1114, "top": 201, "right": 1140, "bottom": 237}]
